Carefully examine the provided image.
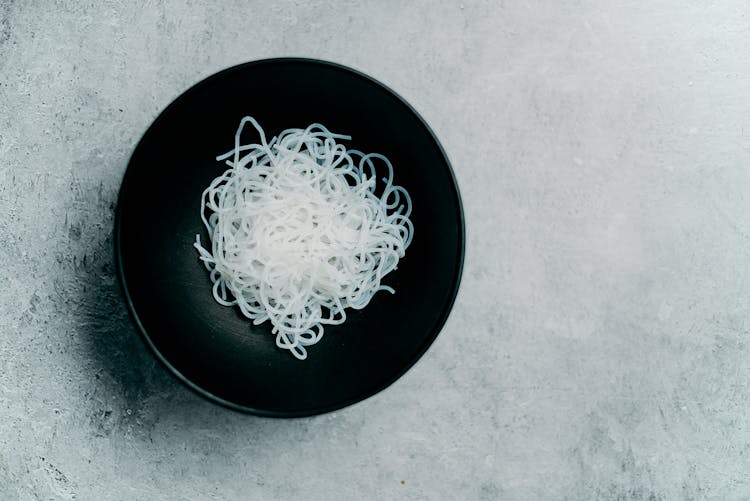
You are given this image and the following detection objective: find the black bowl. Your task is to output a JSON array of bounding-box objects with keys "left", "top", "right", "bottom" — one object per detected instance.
[{"left": 115, "top": 58, "right": 464, "bottom": 417}]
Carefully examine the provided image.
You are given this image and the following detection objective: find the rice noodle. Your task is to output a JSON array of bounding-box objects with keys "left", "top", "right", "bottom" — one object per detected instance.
[{"left": 194, "top": 116, "right": 413, "bottom": 360}]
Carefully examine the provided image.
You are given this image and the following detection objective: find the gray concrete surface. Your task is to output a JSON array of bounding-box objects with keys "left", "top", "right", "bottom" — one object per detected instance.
[{"left": 2, "top": 0, "right": 750, "bottom": 499}]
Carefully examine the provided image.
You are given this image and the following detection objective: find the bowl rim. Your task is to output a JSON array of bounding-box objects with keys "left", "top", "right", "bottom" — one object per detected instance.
[{"left": 114, "top": 57, "right": 466, "bottom": 418}]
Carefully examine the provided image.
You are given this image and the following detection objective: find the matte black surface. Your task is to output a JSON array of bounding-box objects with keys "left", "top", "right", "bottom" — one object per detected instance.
[{"left": 115, "top": 58, "right": 465, "bottom": 417}]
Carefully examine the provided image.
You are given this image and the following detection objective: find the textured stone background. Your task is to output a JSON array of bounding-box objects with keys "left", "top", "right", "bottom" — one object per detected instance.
[{"left": 2, "top": 1, "right": 750, "bottom": 499}]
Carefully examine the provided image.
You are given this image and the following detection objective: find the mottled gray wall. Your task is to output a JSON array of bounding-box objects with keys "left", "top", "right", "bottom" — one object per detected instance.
[{"left": 2, "top": 1, "right": 750, "bottom": 499}]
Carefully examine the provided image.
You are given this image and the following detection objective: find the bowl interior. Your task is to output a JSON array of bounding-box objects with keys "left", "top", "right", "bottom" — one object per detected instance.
[{"left": 116, "top": 59, "right": 464, "bottom": 416}]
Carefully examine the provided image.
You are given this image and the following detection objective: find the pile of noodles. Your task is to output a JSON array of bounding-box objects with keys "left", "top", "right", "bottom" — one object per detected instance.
[{"left": 194, "top": 117, "right": 413, "bottom": 360}]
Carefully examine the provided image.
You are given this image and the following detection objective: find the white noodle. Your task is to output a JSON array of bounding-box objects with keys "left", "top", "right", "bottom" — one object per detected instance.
[{"left": 194, "top": 116, "right": 413, "bottom": 360}]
